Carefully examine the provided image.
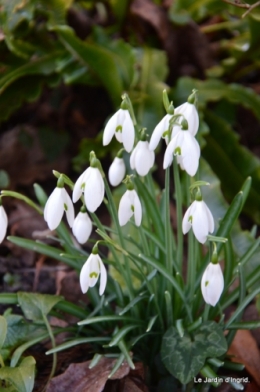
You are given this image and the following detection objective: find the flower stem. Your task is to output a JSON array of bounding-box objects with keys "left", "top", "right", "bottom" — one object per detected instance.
[
  {"left": 42, "top": 314, "right": 57, "bottom": 384},
  {"left": 103, "top": 178, "right": 135, "bottom": 299},
  {"left": 164, "top": 168, "right": 173, "bottom": 285},
  {"left": 173, "top": 160, "right": 183, "bottom": 272}
]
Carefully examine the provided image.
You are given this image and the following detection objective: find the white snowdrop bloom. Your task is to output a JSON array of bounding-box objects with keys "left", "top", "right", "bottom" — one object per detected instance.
[
  {"left": 72, "top": 211, "right": 92, "bottom": 244},
  {"left": 118, "top": 189, "right": 142, "bottom": 226},
  {"left": 130, "top": 141, "right": 155, "bottom": 176},
  {"left": 149, "top": 114, "right": 173, "bottom": 151},
  {"left": 0, "top": 204, "right": 8, "bottom": 243},
  {"left": 73, "top": 167, "right": 104, "bottom": 213},
  {"left": 163, "top": 130, "right": 200, "bottom": 176},
  {"left": 80, "top": 252, "right": 107, "bottom": 295},
  {"left": 174, "top": 101, "right": 199, "bottom": 136},
  {"left": 44, "top": 187, "right": 74, "bottom": 231},
  {"left": 182, "top": 200, "right": 214, "bottom": 244},
  {"left": 103, "top": 109, "right": 135, "bottom": 152},
  {"left": 201, "top": 262, "right": 224, "bottom": 306},
  {"left": 108, "top": 157, "right": 126, "bottom": 187}
]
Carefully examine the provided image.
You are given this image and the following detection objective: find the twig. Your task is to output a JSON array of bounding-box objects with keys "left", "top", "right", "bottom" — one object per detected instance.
[{"left": 222, "top": 0, "right": 260, "bottom": 17}]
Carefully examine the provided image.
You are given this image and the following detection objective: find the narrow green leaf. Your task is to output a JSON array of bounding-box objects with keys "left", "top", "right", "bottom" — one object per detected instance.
[
  {"left": 88, "top": 354, "right": 103, "bottom": 369},
  {"left": 78, "top": 315, "right": 144, "bottom": 326},
  {"left": 46, "top": 337, "right": 110, "bottom": 355},
  {"left": 0, "top": 316, "right": 7, "bottom": 350},
  {"left": 109, "top": 325, "right": 140, "bottom": 347}
]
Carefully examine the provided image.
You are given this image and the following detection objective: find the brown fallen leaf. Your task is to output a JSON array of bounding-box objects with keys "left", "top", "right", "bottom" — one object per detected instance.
[
  {"left": 46, "top": 357, "right": 130, "bottom": 392},
  {"left": 228, "top": 330, "right": 260, "bottom": 386}
]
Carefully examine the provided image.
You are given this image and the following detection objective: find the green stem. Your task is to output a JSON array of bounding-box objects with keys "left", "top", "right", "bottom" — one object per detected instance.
[
  {"left": 173, "top": 159, "right": 183, "bottom": 270},
  {"left": 187, "top": 231, "right": 196, "bottom": 302},
  {"left": 42, "top": 314, "right": 57, "bottom": 384},
  {"left": 165, "top": 168, "right": 173, "bottom": 281},
  {"left": 103, "top": 178, "right": 135, "bottom": 299}
]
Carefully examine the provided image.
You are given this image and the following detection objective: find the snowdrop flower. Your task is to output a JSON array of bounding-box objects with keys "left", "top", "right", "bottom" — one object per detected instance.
[
  {"left": 174, "top": 99, "right": 199, "bottom": 137},
  {"left": 0, "top": 202, "right": 8, "bottom": 243},
  {"left": 80, "top": 248, "right": 107, "bottom": 295},
  {"left": 118, "top": 179, "right": 142, "bottom": 226},
  {"left": 201, "top": 262, "right": 224, "bottom": 306},
  {"left": 130, "top": 140, "right": 155, "bottom": 176},
  {"left": 72, "top": 208, "right": 92, "bottom": 244},
  {"left": 103, "top": 101, "right": 135, "bottom": 153},
  {"left": 182, "top": 195, "right": 214, "bottom": 244},
  {"left": 73, "top": 152, "right": 105, "bottom": 213},
  {"left": 108, "top": 150, "right": 126, "bottom": 187},
  {"left": 163, "top": 120, "right": 200, "bottom": 176},
  {"left": 149, "top": 113, "right": 173, "bottom": 151},
  {"left": 44, "top": 178, "right": 74, "bottom": 231}
]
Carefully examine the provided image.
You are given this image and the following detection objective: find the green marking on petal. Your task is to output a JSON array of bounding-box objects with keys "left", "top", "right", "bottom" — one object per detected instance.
[
  {"left": 116, "top": 125, "right": 122, "bottom": 133},
  {"left": 205, "top": 280, "right": 209, "bottom": 287},
  {"left": 81, "top": 183, "right": 85, "bottom": 191},
  {"left": 131, "top": 205, "right": 135, "bottom": 212},
  {"left": 90, "top": 272, "right": 98, "bottom": 278},
  {"left": 188, "top": 215, "right": 193, "bottom": 223},
  {"left": 174, "top": 146, "right": 181, "bottom": 155},
  {"left": 64, "top": 203, "right": 68, "bottom": 211}
]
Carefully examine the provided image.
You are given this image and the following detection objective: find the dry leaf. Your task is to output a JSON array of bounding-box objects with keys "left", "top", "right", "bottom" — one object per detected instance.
[
  {"left": 228, "top": 330, "right": 260, "bottom": 386},
  {"left": 46, "top": 357, "right": 130, "bottom": 392}
]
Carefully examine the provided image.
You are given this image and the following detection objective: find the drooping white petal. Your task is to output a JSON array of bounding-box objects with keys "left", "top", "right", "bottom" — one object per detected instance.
[
  {"left": 44, "top": 188, "right": 65, "bottom": 230},
  {"left": 149, "top": 114, "right": 172, "bottom": 151},
  {"left": 180, "top": 133, "right": 200, "bottom": 176},
  {"left": 118, "top": 190, "right": 133, "bottom": 226},
  {"left": 80, "top": 257, "right": 91, "bottom": 293},
  {"left": 62, "top": 188, "right": 75, "bottom": 228},
  {"left": 99, "top": 257, "right": 107, "bottom": 295},
  {"left": 192, "top": 202, "right": 209, "bottom": 244},
  {"left": 163, "top": 138, "right": 176, "bottom": 169},
  {"left": 84, "top": 168, "right": 105, "bottom": 212},
  {"left": 130, "top": 141, "right": 155, "bottom": 176},
  {"left": 108, "top": 157, "right": 126, "bottom": 187},
  {"left": 174, "top": 102, "right": 199, "bottom": 136},
  {"left": 0, "top": 206, "right": 8, "bottom": 243},
  {"left": 87, "top": 254, "right": 100, "bottom": 288},
  {"left": 73, "top": 168, "right": 91, "bottom": 203},
  {"left": 182, "top": 204, "right": 193, "bottom": 234},
  {"left": 201, "top": 263, "right": 224, "bottom": 306},
  {"left": 203, "top": 201, "right": 215, "bottom": 233},
  {"left": 133, "top": 190, "right": 142, "bottom": 226},
  {"left": 103, "top": 112, "right": 118, "bottom": 146},
  {"left": 122, "top": 111, "right": 135, "bottom": 152},
  {"left": 72, "top": 211, "right": 92, "bottom": 244}
]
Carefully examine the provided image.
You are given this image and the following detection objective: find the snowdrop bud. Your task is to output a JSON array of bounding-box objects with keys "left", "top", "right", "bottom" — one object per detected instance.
[
  {"left": 130, "top": 141, "right": 155, "bottom": 177},
  {"left": 103, "top": 103, "right": 135, "bottom": 152},
  {"left": 80, "top": 247, "right": 107, "bottom": 295},
  {"left": 182, "top": 197, "right": 214, "bottom": 244},
  {"left": 44, "top": 178, "right": 74, "bottom": 231},
  {"left": 118, "top": 179, "right": 142, "bottom": 226},
  {"left": 72, "top": 207, "right": 92, "bottom": 244},
  {"left": 109, "top": 154, "right": 126, "bottom": 187},
  {"left": 0, "top": 201, "right": 8, "bottom": 243},
  {"left": 201, "top": 262, "right": 224, "bottom": 306}
]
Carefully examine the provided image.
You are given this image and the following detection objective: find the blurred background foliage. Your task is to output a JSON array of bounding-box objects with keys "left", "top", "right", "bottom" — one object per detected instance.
[{"left": 1, "top": 0, "right": 260, "bottom": 225}]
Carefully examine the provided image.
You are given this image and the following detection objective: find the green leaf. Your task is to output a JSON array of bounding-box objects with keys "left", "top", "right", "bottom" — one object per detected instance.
[
  {"left": 0, "top": 356, "right": 35, "bottom": 392},
  {"left": 203, "top": 110, "right": 260, "bottom": 222},
  {"left": 3, "top": 313, "right": 44, "bottom": 349},
  {"left": 7, "top": 236, "right": 80, "bottom": 269},
  {"left": 161, "top": 321, "right": 227, "bottom": 384},
  {"left": 54, "top": 25, "right": 130, "bottom": 106},
  {"left": 0, "top": 316, "right": 7, "bottom": 350},
  {"left": 17, "top": 292, "right": 63, "bottom": 322}
]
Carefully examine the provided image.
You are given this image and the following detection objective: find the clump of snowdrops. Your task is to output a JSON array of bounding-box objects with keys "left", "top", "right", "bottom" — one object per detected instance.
[{"left": 1, "top": 90, "right": 260, "bottom": 391}]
